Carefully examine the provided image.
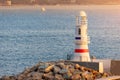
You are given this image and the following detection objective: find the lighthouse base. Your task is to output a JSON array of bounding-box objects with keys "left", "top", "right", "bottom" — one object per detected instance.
[{"left": 72, "top": 53, "right": 91, "bottom": 62}]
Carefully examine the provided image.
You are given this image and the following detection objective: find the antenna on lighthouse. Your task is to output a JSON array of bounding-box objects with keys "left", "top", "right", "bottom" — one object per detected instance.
[{"left": 72, "top": 11, "right": 91, "bottom": 62}]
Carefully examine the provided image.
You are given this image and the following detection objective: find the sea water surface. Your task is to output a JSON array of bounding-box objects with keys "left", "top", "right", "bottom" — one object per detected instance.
[{"left": 0, "top": 5, "right": 120, "bottom": 76}]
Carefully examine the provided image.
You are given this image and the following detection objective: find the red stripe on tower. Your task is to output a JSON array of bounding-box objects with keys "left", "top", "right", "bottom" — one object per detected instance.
[{"left": 75, "top": 49, "right": 89, "bottom": 53}]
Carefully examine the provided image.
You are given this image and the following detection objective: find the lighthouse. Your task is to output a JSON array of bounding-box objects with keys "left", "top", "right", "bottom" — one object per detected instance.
[{"left": 73, "top": 11, "right": 91, "bottom": 62}]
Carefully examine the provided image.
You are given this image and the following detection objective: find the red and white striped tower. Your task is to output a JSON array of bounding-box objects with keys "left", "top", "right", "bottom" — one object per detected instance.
[{"left": 73, "top": 11, "right": 91, "bottom": 61}]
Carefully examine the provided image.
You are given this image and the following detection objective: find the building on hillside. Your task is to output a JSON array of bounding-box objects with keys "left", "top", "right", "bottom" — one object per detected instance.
[
  {"left": 71, "top": 0, "right": 76, "bottom": 3},
  {"left": 5, "top": 0, "right": 11, "bottom": 6},
  {"left": 30, "top": 0, "right": 39, "bottom": 5},
  {"left": 61, "top": 0, "right": 76, "bottom": 4},
  {"left": 38, "top": 0, "right": 77, "bottom": 5}
]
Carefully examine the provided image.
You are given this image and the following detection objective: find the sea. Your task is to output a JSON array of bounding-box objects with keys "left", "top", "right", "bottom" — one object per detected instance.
[{"left": 0, "top": 5, "right": 120, "bottom": 76}]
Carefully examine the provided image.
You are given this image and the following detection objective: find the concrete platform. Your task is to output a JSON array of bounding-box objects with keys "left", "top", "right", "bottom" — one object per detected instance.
[
  {"left": 96, "top": 76, "right": 120, "bottom": 80},
  {"left": 111, "top": 60, "right": 120, "bottom": 75},
  {"left": 93, "top": 59, "right": 120, "bottom": 75},
  {"left": 67, "top": 59, "right": 120, "bottom": 75},
  {"left": 66, "top": 60, "right": 103, "bottom": 73},
  {"left": 66, "top": 60, "right": 120, "bottom": 79},
  {"left": 92, "top": 59, "right": 111, "bottom": 73}
]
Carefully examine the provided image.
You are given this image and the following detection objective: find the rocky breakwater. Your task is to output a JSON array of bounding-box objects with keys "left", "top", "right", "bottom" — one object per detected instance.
[{"left": 0, "top": 61, "right": 111, "bottom": 80}]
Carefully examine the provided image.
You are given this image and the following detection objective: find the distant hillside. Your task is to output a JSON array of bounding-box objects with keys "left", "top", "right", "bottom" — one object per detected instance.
[
  {"left": 0, "top": 0, "right": 120, "bottom": 5},
  {"left": 76, "top": 0, "right": 120, "bottom": 5}
]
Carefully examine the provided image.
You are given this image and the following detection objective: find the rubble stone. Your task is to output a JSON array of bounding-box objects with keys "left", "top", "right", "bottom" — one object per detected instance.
[{"left": 0, "top": 61, "right": 111, "bottom": 80}]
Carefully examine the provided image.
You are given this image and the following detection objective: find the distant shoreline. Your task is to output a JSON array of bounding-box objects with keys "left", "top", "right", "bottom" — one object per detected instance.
[
  {"left": 11, "top": 4, "right": 120, "bottom": 5},
  {"left": 0, "top": 5, "right": 120, "bottom": 10}
]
